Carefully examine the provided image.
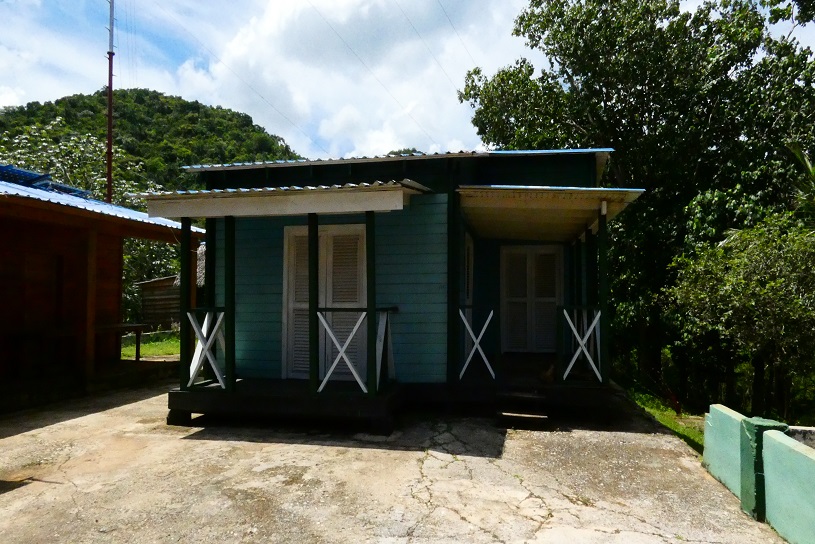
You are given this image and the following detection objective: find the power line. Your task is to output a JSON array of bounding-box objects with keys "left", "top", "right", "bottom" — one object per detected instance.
[
  {"left": 305, "top": 0, "right": 440, "bottom": 148},
  {"left": 395, "top": 0, "right": 458, "bottom": 92},
  {"left": 147, "top": 0, "right": 331, "bottom": 156},
  {"left": 436, "top": 0, "right": 477, "bottom": 67}
]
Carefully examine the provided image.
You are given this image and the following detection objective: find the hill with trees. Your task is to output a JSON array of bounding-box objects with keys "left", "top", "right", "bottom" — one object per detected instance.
[{"left": 0, "top": 87, "right": 300, "bottom": 191}]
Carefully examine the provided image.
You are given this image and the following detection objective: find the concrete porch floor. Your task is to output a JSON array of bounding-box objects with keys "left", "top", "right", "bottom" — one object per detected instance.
[{"left": 0, "top": 380, "right": 782, "bottom": 543}]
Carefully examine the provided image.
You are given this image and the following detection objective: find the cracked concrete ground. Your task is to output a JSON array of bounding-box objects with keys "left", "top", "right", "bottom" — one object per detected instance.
[{"left": 0, "top": 381, "right": 782, "bottom": 543}]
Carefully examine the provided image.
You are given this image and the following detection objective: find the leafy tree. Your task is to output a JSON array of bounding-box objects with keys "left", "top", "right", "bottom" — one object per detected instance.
[
  {"left": 459, "top": 0, "right": 815, "bottom": 401},
  {"left": 670, "top": 214, "right": 815, "bottom": 422},
  {"left": 386, "top": 148, "right": 421, "bottom": 155}
]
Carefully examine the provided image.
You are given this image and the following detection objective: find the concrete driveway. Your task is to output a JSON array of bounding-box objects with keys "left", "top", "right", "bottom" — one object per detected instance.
[{"left": 0, "top": 382, "right": 782, "bottom": 543}]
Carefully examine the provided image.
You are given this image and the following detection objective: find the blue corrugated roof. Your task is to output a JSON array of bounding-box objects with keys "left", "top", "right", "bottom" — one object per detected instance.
[
  {"left": 183, "top": 148, "right": 613, "bottom": 172},
  {"left": 0, "top": 165, "right": 202, "bottom": 233}
]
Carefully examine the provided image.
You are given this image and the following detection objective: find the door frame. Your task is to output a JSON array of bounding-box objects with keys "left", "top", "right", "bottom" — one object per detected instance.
[
  {"left": 499, "top": 245, "right": 563, "bottom": 354},
  {"left": 281, "top": 223, "right": 367, "bottom": 379}
]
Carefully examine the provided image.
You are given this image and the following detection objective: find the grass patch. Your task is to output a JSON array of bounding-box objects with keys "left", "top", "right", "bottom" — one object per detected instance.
[
  {"left": 122, "top": 332, "right": 180, "bottom": 359},
  {"left": 629, "top": 389, "right": 705, "bottom": 454}
]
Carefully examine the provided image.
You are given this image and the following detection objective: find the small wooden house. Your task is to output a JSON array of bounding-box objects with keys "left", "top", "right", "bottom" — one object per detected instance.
[
  {"left": 141, "top": 150, "right": 642, "bottom": 427},
  {"left": 136, "top": 275, "right": 180, "bottom": 329},
  {"left": 0, "top": 165, "right": 202, "bottom": 410}
]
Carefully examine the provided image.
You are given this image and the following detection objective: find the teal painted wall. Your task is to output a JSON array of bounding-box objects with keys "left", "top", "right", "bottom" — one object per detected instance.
[
  {"left": 703, "top": 404, "right": 747, "bottom": 497},
  {"left": 216, "top": 217, "right": 286, "bottom": 378},
  {"left": 764, "top": 430, "right": 815, "bottom": 544},
  {"left": 214, "top": 193, "right": 448, "bottom": 383},
  {"left": 376, "top": 193, "right": 448, "bottom": 383}
]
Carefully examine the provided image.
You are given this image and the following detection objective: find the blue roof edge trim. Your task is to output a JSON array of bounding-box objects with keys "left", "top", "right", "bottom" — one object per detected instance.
[
  {"left": 0, "top": 180, "right": 204, "bottom": 234},
  {"left": 475, "top": 184, "right": 642, "bottom": 192}
]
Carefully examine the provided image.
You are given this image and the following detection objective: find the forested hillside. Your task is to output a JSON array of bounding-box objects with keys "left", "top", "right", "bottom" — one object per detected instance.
[{"left": 0, "top": 88, "right": 300, "bottom": 190}]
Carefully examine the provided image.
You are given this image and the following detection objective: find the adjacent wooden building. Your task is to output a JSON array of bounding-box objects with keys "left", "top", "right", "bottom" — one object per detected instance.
[
  {"left": 140, "top": 150, "right": 643, "bottom": 427},
  {"left": 0, "top": 165, "right": 202, "bottom": 410}
]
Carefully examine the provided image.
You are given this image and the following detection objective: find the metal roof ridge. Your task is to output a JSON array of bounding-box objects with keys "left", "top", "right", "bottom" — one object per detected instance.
[{"left": 181, "top": 148, "right": 613, "bottom": 172}]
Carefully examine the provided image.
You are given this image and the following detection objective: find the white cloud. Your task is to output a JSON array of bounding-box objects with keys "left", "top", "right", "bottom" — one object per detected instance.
[{"left": 7, "top": 0, "right": 813, "bottom": 162}]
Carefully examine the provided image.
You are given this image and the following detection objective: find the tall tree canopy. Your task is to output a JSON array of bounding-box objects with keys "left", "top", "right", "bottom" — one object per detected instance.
[{"left": 460, "top": 0, "right": 815, "bottom": 416}]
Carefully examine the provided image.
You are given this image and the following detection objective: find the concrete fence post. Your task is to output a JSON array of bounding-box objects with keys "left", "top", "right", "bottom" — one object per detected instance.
[{"left": 739, "top": 417, "right": 788, "bottom": 521}]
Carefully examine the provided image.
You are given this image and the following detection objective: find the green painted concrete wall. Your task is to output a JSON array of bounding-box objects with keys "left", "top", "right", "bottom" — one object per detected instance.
[
  {"left": 703, "top": 404, "right": 746, "bottom": 496},
  {"left": 214, "top": 193, "right": 448, "bottom": 383},
  {"left": 763, "top": 430, "right": 815, "bottom": 544}
]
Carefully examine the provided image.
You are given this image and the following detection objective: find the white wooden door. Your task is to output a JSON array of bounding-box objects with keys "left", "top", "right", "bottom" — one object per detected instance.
[
  {"left": 501, "top": 246, "right": 561, "bottom": 353},
  {"left": 283, "top": 225, "right": 366, "bottom": 379}
]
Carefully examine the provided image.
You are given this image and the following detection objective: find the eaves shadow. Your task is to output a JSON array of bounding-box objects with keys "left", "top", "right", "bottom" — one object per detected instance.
[{"left": 180, "top": 413, "right": 508, "bottom": 459}]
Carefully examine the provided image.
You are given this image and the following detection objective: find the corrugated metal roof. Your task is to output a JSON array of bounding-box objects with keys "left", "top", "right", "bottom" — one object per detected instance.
[
  {"left": 134, "top": 179, "right": 428, "bottom": 198},
  {"left": 182, "top": 148, "right": 614, "bottom": 172},
  {"left": 0, "top": 179, "right": 204, "bottom": 233}
]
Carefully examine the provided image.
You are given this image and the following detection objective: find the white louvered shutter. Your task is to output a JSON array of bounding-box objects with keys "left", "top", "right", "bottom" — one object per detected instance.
[
  {"left": 325, "top": 233, "right": 366, "bottom": 379},
  {"left": 503, "top": 251, "right": 529, "bottom": 351},
  {"left": 533, "top": 252, "right": 557, "bottom": 351},
  {"left": 288, "top": 235, "right": 311, "bottom": 377}
]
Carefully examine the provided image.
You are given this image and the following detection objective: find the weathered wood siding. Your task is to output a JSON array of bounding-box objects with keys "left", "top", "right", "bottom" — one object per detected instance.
[
  {"left": 138, "top": 277, "right": 180, "bottom": 328},
  {"left": 376, "top": 193, "right": 448, "bottom": 383},
  {"left": 216, "top": 193, "right": 449, "bottom": 384}
]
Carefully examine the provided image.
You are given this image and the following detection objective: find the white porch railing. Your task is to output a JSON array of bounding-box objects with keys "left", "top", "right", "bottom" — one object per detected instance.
[
  {"left": 317, "top": 311, "right": 367, "bottom": 393},
  {"left": 561, "top": 307, "right": 602, "bottom": 382},
  {"left": 459, "top": 309, "right": 495, "bottom": 380},
  {"left": 317, "top": 309, "right": 396, "bottom": 393},
  {"left": 187, "top": 308, "right": 227, "bottom": 388}
]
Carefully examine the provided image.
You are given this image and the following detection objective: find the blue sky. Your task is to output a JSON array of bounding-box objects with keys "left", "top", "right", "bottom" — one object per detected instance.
[{"left": 1, "top": 0, "right": 813, "bottom": 160}]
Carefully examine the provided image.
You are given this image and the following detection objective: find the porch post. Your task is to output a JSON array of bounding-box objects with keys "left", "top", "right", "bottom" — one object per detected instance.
[
  {"left": 308, "top": 213, "right": 319, "bottom": 393},
  {"left": 598, "top": 203, "right": 609, "bottom": 384},
  {"left": 447, "top": 191, "right": 460, "bottom": 386},
  {"left": 204, "top": 218, "right": 217, "bottom": 307},
  {"left": 573, "top": 237, "right": 583, "bottom": 306},
  {"left": 224, "top": 215, "right": 236, "bottom": 392},
  {"left": 179, "top": 218, "right": 192, "bottom": 391},
  {"left": 366, "top": 211, "right": 377, "bottom": 395}
]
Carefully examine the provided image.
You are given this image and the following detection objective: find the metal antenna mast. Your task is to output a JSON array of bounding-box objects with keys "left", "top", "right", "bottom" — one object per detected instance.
[{"left": 106, "top": 0, "right": 115, "bottom": 203}]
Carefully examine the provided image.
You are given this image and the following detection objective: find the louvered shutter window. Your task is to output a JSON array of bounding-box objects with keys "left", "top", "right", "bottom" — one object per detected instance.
[{"left": 327, "top": 234, "right": 365, "bottom": 379}]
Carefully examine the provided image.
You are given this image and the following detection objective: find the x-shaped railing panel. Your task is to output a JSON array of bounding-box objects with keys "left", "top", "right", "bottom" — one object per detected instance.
[
  {"left": 562, "top": 309, "right": 602, "bottom": 382},
  {"left": 317, "top": 312, "right": 368, "bottom": 393},
  {"left": 459, "top": 309, "right": 495, "bottom": 380},
  {"left": 187, "top": 311, "right": 227, "bottom": 388}
]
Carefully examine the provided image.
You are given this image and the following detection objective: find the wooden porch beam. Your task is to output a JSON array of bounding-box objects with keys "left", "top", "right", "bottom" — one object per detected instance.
[
  {"left": 366, "top": 211, "right": 377, "bottom": 396},
  {"left": 225, "top": 216, "right": 236, "bottom": 392},
  {"left": 308, "top": 213, "right": 319, "bottom": 393},
  {"left": 598, "top": 204, "right": 609, "bottom": 384},
  {"left": 179, "top": 218, "right": 192, "bottom": 391}
]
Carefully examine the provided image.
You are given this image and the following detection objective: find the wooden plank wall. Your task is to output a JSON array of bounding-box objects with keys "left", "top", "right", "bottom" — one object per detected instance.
[
  {"left": 376, "top": 193, "right": 448, "bottom": 383},
  {"left": 217, "top": 193, "right": 449, "bottom": 384},
  {"left": 0, "top": 217, "right": 123, "bottom": 386},
  {"left": 139, "top": 277, "right": 180, "bottom": 328}
]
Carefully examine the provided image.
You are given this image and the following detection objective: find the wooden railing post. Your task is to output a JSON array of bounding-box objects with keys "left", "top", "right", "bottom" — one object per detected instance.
[{"left": 179, "top": 218, "right": 191, "bottom": 391}]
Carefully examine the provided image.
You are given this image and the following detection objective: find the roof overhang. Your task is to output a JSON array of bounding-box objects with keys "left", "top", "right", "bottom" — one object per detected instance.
[
  {"left": 0, "top": 185, "right": 203, "bottom": 243},
  {"left": 458, "top": 185, "right": 644, "bottom": 242},
  {"left": 139, "top": 180, "right": 427, "bottom": 219}
]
